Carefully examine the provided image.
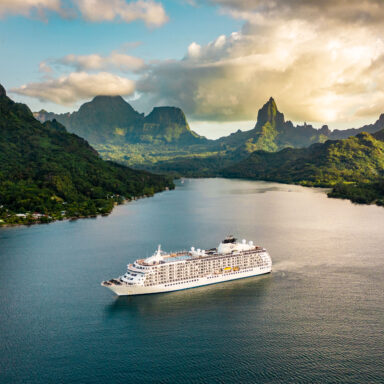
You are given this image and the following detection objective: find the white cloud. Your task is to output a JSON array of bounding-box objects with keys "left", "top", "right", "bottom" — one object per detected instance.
[
  {"left": 0, "top": 0, "right": 168, "bottom": 27},
  {"left": 12, "top": 72, "right": 135, "bottom": 105},
  {"left": 206, "top": 0, "right": 384, "bottom": 24},
  {"left": 75, "top": 0, "right": 168, "bottom": 27},
  {"left": 135, "top": 0, "right": 384, "bottom": 124},
  {"left": 0, "top": 0, "right": 63, "bottom": 18},
  {"left": 187, "top": 42, "right": 202, "bottom": 59},
  {"left": 58, "top": 52, "right": 145, "bottom": 72}
]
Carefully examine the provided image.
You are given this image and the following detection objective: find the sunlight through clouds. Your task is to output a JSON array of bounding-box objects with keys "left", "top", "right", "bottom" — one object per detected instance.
[
  {"left": 6, "top": 0, "right": 384, "bottom": 127},
  {"left": 12, "top": 72, "right": 136, "bottom": 104},
  {"left": 134, "top": 0, "right": 384, "bottom": 124}
]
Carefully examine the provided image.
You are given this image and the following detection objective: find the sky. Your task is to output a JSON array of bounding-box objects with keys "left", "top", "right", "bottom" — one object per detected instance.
[{"left": 1, "top": 0, "right": 384, "bottom": 139}]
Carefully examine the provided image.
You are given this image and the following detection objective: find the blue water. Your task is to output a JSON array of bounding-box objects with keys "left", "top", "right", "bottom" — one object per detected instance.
[{"left": 1, "top": 179, "right": 384, "bottom": 383}]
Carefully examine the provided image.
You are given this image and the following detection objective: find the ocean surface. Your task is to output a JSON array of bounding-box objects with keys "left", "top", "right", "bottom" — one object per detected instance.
[{"left": 1, "top": 178, "right": 384, "bottom": 384}]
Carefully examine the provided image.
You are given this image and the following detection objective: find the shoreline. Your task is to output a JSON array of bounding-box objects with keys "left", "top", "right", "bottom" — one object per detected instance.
[
  {"left": 220, "top": 176, "right": 384, "bottom": 208},
  {"left": 0, "top": 188, "right": 171, "bottom": 229}
]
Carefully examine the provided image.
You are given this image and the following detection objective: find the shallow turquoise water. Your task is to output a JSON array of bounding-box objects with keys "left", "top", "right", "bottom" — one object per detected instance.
[{"left": 1, "top": 178, "right": 384, "bottom": 383}]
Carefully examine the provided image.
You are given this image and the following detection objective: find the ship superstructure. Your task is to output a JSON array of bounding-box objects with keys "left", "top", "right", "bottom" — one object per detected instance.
[{"left": 101, "top": 236, "right": 272, "bottom": 296}]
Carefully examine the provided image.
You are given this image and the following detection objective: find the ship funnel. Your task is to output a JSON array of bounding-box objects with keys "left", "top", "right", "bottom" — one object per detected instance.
[
  {"left": 191, "top": 247, "right": 195, "bottom": 252},
  {"left": 249, "top": 241, "right": 254, "bottom": 246},
  {"left": 242, "top": 239, "right": 246, "bottom": 244}
]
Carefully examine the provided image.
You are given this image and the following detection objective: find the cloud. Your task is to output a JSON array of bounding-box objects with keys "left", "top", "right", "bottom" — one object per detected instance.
[
  {"left": 206, "top": 0, "right": 384, "bottom": 25},
  {"left": 0, "top": 0, "right": 168, "bottom": 27},
  {"left": 39, "top": 61, "right": 53, "bottom": 74},
  {"left": 12, "top": 72, "right": 135, "bottom": 104},
  {"left": 135, "top": 0, "right": 384, "bottom": 124},
  {"left": 57, "top": 52, "right": 145, "bottom": 72},
  {"left": 0, "top": 0, "right": 63, "bottom": 18},
  {"left": 355, "top": 100, "right": 384, "bottom": 118},
  {"left": 76, "top": 0, "right": 168, "bottom": 27}
]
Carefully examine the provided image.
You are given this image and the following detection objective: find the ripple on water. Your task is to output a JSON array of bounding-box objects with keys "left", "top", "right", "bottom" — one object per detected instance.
[{"left": 0, "top": 179, "right": 384, "bottom": 383}]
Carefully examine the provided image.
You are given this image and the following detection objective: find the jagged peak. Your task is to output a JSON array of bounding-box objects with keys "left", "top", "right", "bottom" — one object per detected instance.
[
  {"left": 255, "top": 96, "right": 284, "bottom": 130},
  {"left": 319, "top": 125, "right": 331, "bottom": 135},
  {"left": 0, "top": 84, "right": 6, "bottom": 97}
]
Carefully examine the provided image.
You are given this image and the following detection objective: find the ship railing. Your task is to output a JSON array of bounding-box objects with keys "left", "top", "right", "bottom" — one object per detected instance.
[
  {"left": 186, "top": 248, "right": 265, "bottom": 261},
  {"left": 136, "top": 248, "right": 265, "bottom": 266}
]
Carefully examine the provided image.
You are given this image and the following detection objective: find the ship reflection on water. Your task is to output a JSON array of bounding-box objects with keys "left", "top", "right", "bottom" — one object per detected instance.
[{"left": 105, "top": 274, "right": 272, "bottom": 318}]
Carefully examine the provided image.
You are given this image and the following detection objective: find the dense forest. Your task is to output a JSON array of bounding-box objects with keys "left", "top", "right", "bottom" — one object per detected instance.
[
  {"left": 0, "top": 85, "right": 174, "bottom": 225},
  {"left": 222, "top": 131, "right": 384, "bottom": 206}
]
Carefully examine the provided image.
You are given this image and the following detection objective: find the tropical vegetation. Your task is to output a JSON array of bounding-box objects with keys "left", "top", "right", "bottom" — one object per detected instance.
[{"left": 0, "top": 84, "right": 174, "bottom": 226}]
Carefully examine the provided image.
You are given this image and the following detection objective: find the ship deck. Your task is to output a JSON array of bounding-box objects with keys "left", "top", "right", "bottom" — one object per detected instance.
[{"left": 136, "top": 247, "right": 265, "bottom": 266}]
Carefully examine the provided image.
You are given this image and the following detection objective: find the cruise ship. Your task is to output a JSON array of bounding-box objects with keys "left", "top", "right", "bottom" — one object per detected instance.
[{"left": 101, "top": 236, "right": 272, "bottom": 296}]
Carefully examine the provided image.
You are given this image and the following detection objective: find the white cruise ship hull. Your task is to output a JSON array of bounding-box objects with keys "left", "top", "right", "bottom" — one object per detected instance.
[{"left": 103, "top": 265, "right": 271, "bottom": 296}]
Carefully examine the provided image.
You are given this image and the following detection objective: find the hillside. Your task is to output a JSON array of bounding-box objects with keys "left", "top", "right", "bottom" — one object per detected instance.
[
  {"left": 222, "top": 131, "right": 384, "bottom": 205},
  {"left": 34, "top": 95, "right": 384, "bottom": 178},
  {"left": 0, "top": 84, "right": 173, "bottom": 225},
  {"left": 34, "top": 97, "right": 206, "bottom": 146},
  {"left": 214, "top": 98, "right": 328, "bottom": 152}
]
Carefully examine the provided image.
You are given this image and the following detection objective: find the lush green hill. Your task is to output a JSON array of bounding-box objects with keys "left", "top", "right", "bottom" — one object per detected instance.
[
  {"left": 222, "top": 131, "right": 384, "bottom": 205},
  {"left": 0, "top": 84, "right": 173, "bottom": 225}
]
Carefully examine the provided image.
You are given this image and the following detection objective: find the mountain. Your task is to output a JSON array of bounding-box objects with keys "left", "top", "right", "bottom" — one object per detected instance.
[
  {"left": 34, "top": 96, "right": 206, "bottom": 146},
  {"left": 34, "top": 95, "right": 384, "bottom": 178},
  {"left": 222, "top": 131, "right": 384, "bottom": 205},
  {"left": 373, "top": 127, "right": 384, "bottom": 141},
  {"left": 223, "top": 132, "right": 384, "bottom": 185},
  {"left": 141, "top": 101, "right": 384, "bottom": 177},
  {"left": 329, "top": 114, "right": 384, "bottom": 139},
  {"left": 215, "top": 97, "right": 328, "bottom": 153},
  {"left": 0, "top": 84, "right": 173, "bottom": 225},
  {"left": 34, "top": 96, "right": 143, "bottom": 144},
  {"left": 139, "top": 106, "right": 204, "bottom": 144}
]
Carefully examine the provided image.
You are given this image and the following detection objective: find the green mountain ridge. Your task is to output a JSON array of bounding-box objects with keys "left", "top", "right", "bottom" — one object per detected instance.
[
  {"left": 0, "top": 85, "right": 173, "bottom": 225},
  {"left": 34, "top": 96, "right": 384, "bottom": 174},
  {"left": 222, "top": 131, "right": 384, "bottom": 205},
  {"left": 216, "top": 98, "right": 331, "bottom": 152},
  {"left": 34, "top": 96, "right": 206, "bottom": 146},
  {"left": 32, "top": 94, "right": 384, "bottom": 207}
]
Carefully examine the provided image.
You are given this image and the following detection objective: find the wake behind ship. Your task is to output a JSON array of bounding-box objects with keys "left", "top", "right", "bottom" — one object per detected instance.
[{"left": 101, "top": 236, "right": 272, "bottom": 296}]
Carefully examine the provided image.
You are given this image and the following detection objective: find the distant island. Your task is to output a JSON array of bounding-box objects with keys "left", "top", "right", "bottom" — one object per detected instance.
[{"left": 0, "top": 84, "right": 174, "bottom": 226}]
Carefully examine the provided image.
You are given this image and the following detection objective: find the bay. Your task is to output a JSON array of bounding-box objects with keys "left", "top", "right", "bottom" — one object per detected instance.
[{"left": 1, "top": 178, "right": 384, "bottom": 383}]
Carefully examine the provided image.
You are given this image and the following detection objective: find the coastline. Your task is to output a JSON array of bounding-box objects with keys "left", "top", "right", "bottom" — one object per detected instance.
[
  {"left": 0, "top": 187, "right": 172, "bottom": 229},
  {"left": 220, "top": 175, "right": 384, "bottom": 208}
]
